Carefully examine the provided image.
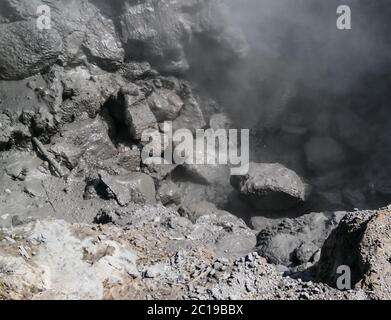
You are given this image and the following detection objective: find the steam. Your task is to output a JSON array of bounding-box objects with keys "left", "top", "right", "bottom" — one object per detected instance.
[{"left": 194, "top": 0, "right": 391, "bottom": 128}]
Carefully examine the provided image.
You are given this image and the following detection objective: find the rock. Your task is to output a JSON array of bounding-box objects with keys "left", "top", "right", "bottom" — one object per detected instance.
[
  {"left": 59, "top": 66, "right": 125, "bottom": 120},
  {"left": 178, "top": 135, "right": 231, "bottom": 186},
  {"left": 172, "top": 96, "right": 206, "bottom": 134},
  {"left": 182, "top": 201, "right": 230, "bottom": 223},
  {"left": 120, "top": 61, "right": 155, "bottom": 81},
  {"left": 304, "top": 136, "right": 347, "bottom": 172},
  {"left": 0, "top": 114, "right": 12, "bottom": 149},
  {"left": 2, "top": 151, "right": 43, "bottom": 182},
  {"left": 158, "top": 181, "right": 181, "bottom": 206},
  {"left": 145, "top": 263, "right": 166, "bottom": 278},
  {"left": 254, "top": 211, "right": 345, "bottom": 267},
  {"left": 185, "top": 204, "right": 257, "bottom": 260},
  {"left": 147, "top": 89, "right": 184, "bottom": 121},
  {"left": 174, "top": 181, "right": 232, "bottom": 210},
  {"left": 98, "top": 171, "right": 156, "bottom": 206},
  {"left": 293, "top": 243, "right": 321, "bottom": 265},
  {"left": 119, "top": 0, "right": 190, "bottom": 74},
  {"left": 315, "top": 208, "right": 391, "bottom": 299},
  {"left": 143, "top": 160, "right": 178, "bottom": 181},
  {"left": 0, "top": 75, "right": 48, "bottom": 114},
  {"left": 50, "top": 117, "right": 118, "bottom": 170},
  {"left": 111, "top": 88, "right": 158, "bottom": 141},
  {"left": 0, "top": 220, "right": 139, "bottom": 299},
  {"left": 82, "top": 11, "right": 124, "bottom": 70},
  {"left": 0, "top": 20, "right": 62, "bottom": 80},
  {"left": 97, "top": 204, "right": 180, "bottom": 227},
  {"left": 231, "top": 162, "right": 311, "bottom": 211},
  {"left": 257, "top": 232, "right": 302, "bottom": 266},
  {"left": 115, "top": 143, "right": 141, "bottom": 172}
]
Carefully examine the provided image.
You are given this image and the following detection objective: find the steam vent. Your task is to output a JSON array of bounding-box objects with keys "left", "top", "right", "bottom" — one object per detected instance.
[{"left": 0, "top": 0, "right": 390, "bottom": 301}]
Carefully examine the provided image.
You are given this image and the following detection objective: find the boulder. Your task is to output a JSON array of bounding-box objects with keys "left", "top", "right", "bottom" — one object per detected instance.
[
  {"left": 315, "top": 208, "right": 391, "bottom": 299},
  {"left": 254, "top": 211, "right": 345, "bottom": 267},
  {"left": 157, "top": 180, "right": 181, "bottom": 206},
  {"left": 119, "top": 0, "right": 190, "bottom": 74},
  {"left": 0, "top": 219, "right": 139, "bottom": 300},
  {"left": 172, "top": 96, "right": 206, "bottom": 134},
  {"left": 0, "top": 20, "right": 62, "bottom": 80},
  {"left": 231, "top": 162, "right": 311, "bottom": 211},
  {"left": 0, "top": 114, "right": 12, "bottom": 149},
  {"left": 82, "top": 11, "right": 124, "bottom": 70},
  {"left": 49, "top": 117, "right": 117, "bottom": 170},
  {"left": 98, "top": 171, "right": 156, "bottom": 206},
  {"left": 115, "top": 143, "right": 141, "bottom": 172},
  {"left": 59, "top": 66, "right": 126, "bottom": 121},
  {"left": 111, "top": 88, "right": 158, "bottom": 141},
  {"left": 0, "top": 0, "right": 124, "bottom": 69},
  {"left": 0, "top": 75, "right": 48, "bottom": 113},
  {"left": 147, "top": 89, "right": 184, "bottom": 121}
]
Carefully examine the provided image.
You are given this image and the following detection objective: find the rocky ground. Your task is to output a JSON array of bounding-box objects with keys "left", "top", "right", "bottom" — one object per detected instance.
[{"left": 0, "top": 0, "right": 390, "bottom": 300}]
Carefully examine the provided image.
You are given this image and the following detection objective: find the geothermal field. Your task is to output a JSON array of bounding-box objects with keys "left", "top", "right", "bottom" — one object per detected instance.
[{"left": 0, "top": 0, "right": 390, "bottom": 300}]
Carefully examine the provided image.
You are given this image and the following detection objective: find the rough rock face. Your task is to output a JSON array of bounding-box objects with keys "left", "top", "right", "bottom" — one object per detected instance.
[
  {"left": 231, "top": 163, "right": 311, "bottom": 211},
  {"left": 49, "top": 117, "right": 118, "bottom": 171},
  {"left": 147, "top": 89, "right": 184, "bottom": 121},
  {"left": 0, "top": 218, "right": 368, "bottom": 300},
  {"left": 98, "top": 171, "right": 156, "bottom": 206},
  {"left": 58, "top": 65, "right": 126, "bottom": 121},
  {"left": 0, "top": 0, "right": 124, "bottom": 70},
  {"left": 0, "top": 20, "right": 62, "bottom": 80},
  {"left": 0, "top": 75, "right": 48, "bottom": 113},
  {"left": 253, "top": 211, "right": 346, "bottom": 267},
  {"left": 110, "top": 87, "right": 158, "bottom": 140},
  {"left": 315, "top": 208, "right": 391, "bottom": 299},
  {"left": 118, "top": 0, "right": 247, "bottom": 75},
  {"left": 120, "top": 0, "right": 190, "bottom": 74}
]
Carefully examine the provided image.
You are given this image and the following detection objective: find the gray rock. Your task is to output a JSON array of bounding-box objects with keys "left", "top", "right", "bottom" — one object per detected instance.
[
  {"left": 111, "top": 88, "right": 158, "bottom": 141},
  {"left": 0, "top": 75, "right": 48, "bottom": 113},
  {"left": 147, "top": 89, "right": 184, "bottom": 122},
  {"left": 0, "top": 20, "right": 62, "bottom": 80},
  {"left": 316, "top": 208, "right": 391, "bottom": 299},
  {"left": 2, "top": 0, "right": 124, "bottom": 69},
  {"left": 99, "top": 171, "right": 156, "bottom": 206},
  {"left": 143, "top": 160, "right": 178, "bottom": 181},
  {"left": 253, "top": 211, "right": 345, "bottom": 267},
  {"left": 119, "top": 0, "right": 190, "bottom": 74},
  {"left": 0, "top": 114, "right": 12, "bottom": 149},
  {"left": 304, "top": 136, "right": 347, "bottom": 172},
  {"left": 293, "top": 242, "right": 320, "bottom": 265},
  {"left": 120, "top": 61, "right": 154, "bottom": 81},
  {"left": 59, "top": 66, "right": 125, "bottom": 120},
  {"left": 115, "top": 143, "right": 141, "bottom": 172},
  {"left": 82, "top": 11, "right": 124, "bottom": 70},
  {"left": 231, "top": 162, "right": 311, "bottom": 211},
  {"left": 172, "top": 96, "right": 206, "bottom": 134},
  {"left": 158, "top": 181, "right": 181, "bottom": 206},
  {"left": 257, "top": 233, "right": 302, "bottom": 266},
  {"left": 50, "top": 117, "right": 118, "bottom": 170}
]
